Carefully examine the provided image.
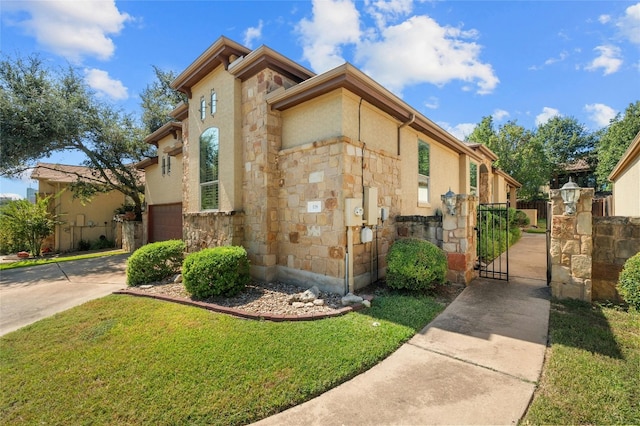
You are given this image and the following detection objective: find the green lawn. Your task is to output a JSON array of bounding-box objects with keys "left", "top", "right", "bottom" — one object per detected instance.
[
  {"left": 0, "top": 249, "right": 126, "bottom": 270},
  {"left": 0, "top": 293, "right": 445, "bottom": 425},
  {"left": 522, "top": 299, "right": 640, "bottom": 425}
]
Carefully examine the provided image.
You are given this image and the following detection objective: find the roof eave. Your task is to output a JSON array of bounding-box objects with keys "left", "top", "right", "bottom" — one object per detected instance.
[
  {"left": 144, "top": 121, "right": 182, "bottom": 146},
  {"left": 228, "top": 45, "right": 315, "bottom": 83},
  {"left": 608, "top": 131, "right": 640, "bottom": 182}
]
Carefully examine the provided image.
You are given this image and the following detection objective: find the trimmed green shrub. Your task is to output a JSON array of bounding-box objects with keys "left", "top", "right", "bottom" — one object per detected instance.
[
  {"left": 386, "top": 238, "right": 447, "bottom": 292},
  {"left": 510, "top": 208, "right": 530, "bottom": 228},
  {"left": 126, "top": 240, "right": 185, "bottom": 286},
  {"left": 618, "top": 251, "right": 640, "bottom": 310},
  {"left": 182, "top": 246, "right": 250, "bottom": 299}
]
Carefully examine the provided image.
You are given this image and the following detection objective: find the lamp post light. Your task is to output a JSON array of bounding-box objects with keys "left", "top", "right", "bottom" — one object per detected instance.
[
  {"left": 560, "top": 177, "right": 580, "bottom": 215},
  {"left": 443, "top": 188, "right": 456, "bottom": 215}
]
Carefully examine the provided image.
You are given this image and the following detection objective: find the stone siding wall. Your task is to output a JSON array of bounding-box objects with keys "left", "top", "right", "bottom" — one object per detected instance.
[
  {"left": 122, "top": 221, "right": 143, "bottom": 253},
  {"left": 442, "top": 195, "right": 478, "bottom": 284},
  {"left": 276, "top": 137, "right": 399, "bottom": 294},
  {"left": 183, "top": 212, "right": 244, "bottom": 253},
  {"left": 592, "top": 216, "right": 640, "bottom": 301},
  {"left": 396, "top": 215, "right": 443, "bottom": 247},
  {"left": 549, "top": 188, "right": 593, "bottom": 301}
]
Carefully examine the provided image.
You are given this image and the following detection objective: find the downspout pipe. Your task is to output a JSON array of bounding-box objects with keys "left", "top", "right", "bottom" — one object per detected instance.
[{"left": 397, "top": 113, "right": 415, "bottom": 156}]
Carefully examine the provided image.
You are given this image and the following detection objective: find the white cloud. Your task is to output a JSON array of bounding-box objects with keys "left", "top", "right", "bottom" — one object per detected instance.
[
  {"left": 356, "top": 15, "right": 499, "bottom": 95},
  {"left": 296, "top": 0, "right": 498, "bottom": 95},
  {"left": 584, "top": 103, "right": 617, "bottom": 127},
  {"left": 244, "top": 20, "right": 264, "bottom": 48},
  {"left": 535, "top": 107, "right": 561, "bottom": 126},
  {"left": 617, "top": 2, "right": 640, "bottom": 44},
  {"left": 598, "top": 14, "right": 611, "bottom": 24},
  {"left": 424, "top": 96, "right": 439, "bottom": 109},
  {"left": 492, "top": 109, "right": 509, "bottom": 122},
  {"left": 439, "top": 122, "right": 476, "bottom": 140},
  {"left": 585, "top": 45, "right": 623, "bottom": 75},
  {"left": 3, "top": 0, "right": 131, "bottom": 63},
  {"left": 296, "top": 0, "right": 361, "bottom": 72},
  {"left": 365, "top": 0, "right": 414, "bottom": 28},
  {"left": 84, "top": 68, "right": 128, "bottom": 100}
]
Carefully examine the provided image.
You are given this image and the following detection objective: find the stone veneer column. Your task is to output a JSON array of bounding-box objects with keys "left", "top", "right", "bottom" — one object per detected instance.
[
  {"left": 549, "top": 188, "right": 593, "bottom": 301},
  {"left": 441, "top": 194, "right": 478, "bottom": 284}
]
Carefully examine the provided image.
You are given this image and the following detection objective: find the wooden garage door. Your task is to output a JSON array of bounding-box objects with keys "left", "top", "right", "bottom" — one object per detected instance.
[{"left": 149, "top": 203, "right": 183, "bottom": 243}]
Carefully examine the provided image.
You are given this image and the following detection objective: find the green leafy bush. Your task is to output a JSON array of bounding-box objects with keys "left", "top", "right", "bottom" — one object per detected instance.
[
  {"left": 618, "top": 251, "right": 640, "bottom": 310},
  {"left": 510, "top": 208, "right": 530, "bottom": 228},
  {"left": 386, "top": 238, "right": 447, "bottom": 292},
  {"left": 77, "top": 239, "right": 91, "bottom": 251},
  {"left": 182, "top": 246, "right": 250, "bottom": 299},
  {"left": 90, "top": 235, "right": 114, "bottom": 250},
  {"left": 126, "top": 240, "right": 185, "bottom": 286}
]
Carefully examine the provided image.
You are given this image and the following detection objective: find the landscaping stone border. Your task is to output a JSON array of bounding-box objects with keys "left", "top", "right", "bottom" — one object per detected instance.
[{"left": 113, "top": 289, "right": 373, "bottom": 322}]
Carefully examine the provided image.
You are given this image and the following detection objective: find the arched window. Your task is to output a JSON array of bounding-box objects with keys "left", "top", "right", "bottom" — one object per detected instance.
[{"left": 200, "top": 127, "right": 219, "bottom": 210}]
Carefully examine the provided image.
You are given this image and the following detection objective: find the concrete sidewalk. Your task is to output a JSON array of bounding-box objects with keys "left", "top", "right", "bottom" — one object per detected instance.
[{"left": 254, "top": 233, "right": 550, "bottom": 425}]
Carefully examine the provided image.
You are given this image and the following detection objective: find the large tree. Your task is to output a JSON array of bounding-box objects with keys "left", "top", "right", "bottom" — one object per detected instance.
[
  {"left": 139, "top": 66, "right": 186, "bottom": 134},
  {"left": 0, "top": 54, "right": 152, "bottom": 217},
  {"left": 534, "top": 116, "right": 597, "bottom": 181},
  {"left": 595, "top": 101, "right": 640, "bottom": 188}
]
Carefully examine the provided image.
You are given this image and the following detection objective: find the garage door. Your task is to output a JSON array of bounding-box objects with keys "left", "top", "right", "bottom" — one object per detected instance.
[{"left": 149, "top": 203, "right": 183, "bottom": 243}]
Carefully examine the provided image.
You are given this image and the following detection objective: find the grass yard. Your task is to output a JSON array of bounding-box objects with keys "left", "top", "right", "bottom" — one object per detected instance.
[
  {"left": 522, "top": 299, "right": 640, "bottom": 425},
  {"left": 0, "top": 292, "right": 445, "bottom": 425},
  {"left": 0, "top": 249, "right": 126, "bottom": 271}
]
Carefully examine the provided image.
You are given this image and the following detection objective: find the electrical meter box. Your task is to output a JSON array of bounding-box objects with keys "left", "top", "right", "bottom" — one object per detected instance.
[{"left": 344, "top": 198, "right": 364, "bottom": 226}]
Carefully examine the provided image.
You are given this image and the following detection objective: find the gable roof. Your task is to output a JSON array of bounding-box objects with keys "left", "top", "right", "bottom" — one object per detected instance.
[
  {"left": 266, "top": 62, "right": 481, "bottom": 159},
  {"left": 609, "top": 130, "right": 640, "bottom": 182},
  {"left": 31, "top": 163, "right": 144, "bottom": 185}
]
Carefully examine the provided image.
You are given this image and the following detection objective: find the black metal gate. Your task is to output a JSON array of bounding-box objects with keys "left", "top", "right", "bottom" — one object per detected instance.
[
  {"left": 476, "top": 203, "right": 509, "bottom": 281},
  {"left": 546, "top": 202, "right": 552, "bottom": 286}
]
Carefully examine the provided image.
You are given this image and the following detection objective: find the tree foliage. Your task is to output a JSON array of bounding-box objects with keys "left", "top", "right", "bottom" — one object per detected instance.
[
  {"left": 467, "top": 117, "right": 551, "bottom": 200},
  {"left": 139, "top": 66, "right": 186, "bottom": 134},
  {"left": 0, "top": 196, "right": 59, "bottom": 256},
  {"left": 595, "top": 101, "right": 640, "bottom": 188},
  {"left": 0, "top": 54, "right": 153, "bottom": 217}
]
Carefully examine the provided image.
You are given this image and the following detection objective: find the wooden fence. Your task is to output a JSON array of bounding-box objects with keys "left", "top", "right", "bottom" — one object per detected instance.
[{"left": 517, "top": 196, "right": 613, "bottom": 220}]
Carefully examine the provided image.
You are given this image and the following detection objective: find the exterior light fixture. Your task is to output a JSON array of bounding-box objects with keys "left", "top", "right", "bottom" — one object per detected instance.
[
  {"left": 443, "top": 188, "right": 456, "bottom": 215},
  {"left": 560, "top": 177, "right": 580, "bottom": 215}
]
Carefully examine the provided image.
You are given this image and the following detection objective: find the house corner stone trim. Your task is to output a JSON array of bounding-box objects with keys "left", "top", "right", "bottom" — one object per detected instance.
[{"left": 441, "top": 194, "right": 478, "bottom": 285}]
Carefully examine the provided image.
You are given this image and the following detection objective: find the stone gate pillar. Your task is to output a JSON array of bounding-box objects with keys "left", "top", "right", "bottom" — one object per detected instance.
[
  {"left": 441, "top": 194, "right": 478, "bottom": 285},
  {"left": 549, "top": 188, "right": 594, "bottom": 301}
]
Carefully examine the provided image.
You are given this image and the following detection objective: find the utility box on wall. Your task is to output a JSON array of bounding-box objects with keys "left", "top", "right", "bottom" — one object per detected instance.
[
  {"left": 363, "top": 187, "right": 379, "bottom": 226},
  {"left": 345, "top": 198, "right": 364, "bottom": 227}
]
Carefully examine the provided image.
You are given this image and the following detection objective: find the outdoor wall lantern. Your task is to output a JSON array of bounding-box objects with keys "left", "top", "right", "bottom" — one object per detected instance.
[
  {"left": 560, "top": 177, "right": 580, "bottom": 215},
  {"left": 443, "top": 188, "right": 456, "bottom": 215}
]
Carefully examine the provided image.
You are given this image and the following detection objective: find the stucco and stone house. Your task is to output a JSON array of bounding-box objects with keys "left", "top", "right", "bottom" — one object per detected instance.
[
  {"left": 608, "top": 130, "right": 640, "bottom": 216},
  {"left": 152, "top": 36, "right": 519, "bottom": 295},
  {"left": 30, "top": 163, "right": 126, "bottom": 252}
]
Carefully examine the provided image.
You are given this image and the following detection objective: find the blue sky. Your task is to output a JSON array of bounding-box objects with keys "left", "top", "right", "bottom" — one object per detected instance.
[{"left": 1, "top": 0, "right": 639, "bottom": 197}]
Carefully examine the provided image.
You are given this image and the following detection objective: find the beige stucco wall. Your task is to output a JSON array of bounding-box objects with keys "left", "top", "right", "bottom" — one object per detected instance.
[
  {"left": 400, "top": 130, "right": 460, "bottom": 216},
  {"left": 184, "top": 65, "right": 242, "bottom": 213},
  {"left": 145, "top": 135, "right": 183, "bottom": 206},
  {"left": 281, "top": 90, "right": 343, "bottom": 149},
  {"left": 38, "top": 182, "right": 124, "bottom": 252},
  {"left": 613, "top": 155, "right": 640, "bottom": 216}
]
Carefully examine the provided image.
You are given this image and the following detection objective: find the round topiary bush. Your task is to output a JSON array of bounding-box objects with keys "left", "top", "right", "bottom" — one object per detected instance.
[
  {"left": 126, "top": 240, "right": 185, "bottom": 286},
  {"left": 182, "top": 246, "right": 250, "bottom": 299},
  {"left": 617, "top": 251, "right": 640, "bottom": 310},
  {"left": 386, "top": 238, "right": 447, "bottom": 292}
]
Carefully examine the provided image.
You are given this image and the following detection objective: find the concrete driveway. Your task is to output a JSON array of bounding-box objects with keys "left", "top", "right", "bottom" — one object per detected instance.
[{"left": 0, "top": 254, "right": 128, "bottom": 336}]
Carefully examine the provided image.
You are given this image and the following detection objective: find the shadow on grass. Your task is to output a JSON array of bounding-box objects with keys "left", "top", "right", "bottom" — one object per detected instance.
[{"left": 550, "top": 298, "right": 624, "bottom": 359}]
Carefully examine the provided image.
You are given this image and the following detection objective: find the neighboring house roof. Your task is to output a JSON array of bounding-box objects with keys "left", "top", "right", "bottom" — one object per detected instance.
[
  {"left": 608, "top": 131, "right": 640, "bottom": 182},
  {"left": 562, "top": 158, "right": 592, "bottom": 173},
  {"left": 31, "top": 163, "right": 144, "bottom": 185}
]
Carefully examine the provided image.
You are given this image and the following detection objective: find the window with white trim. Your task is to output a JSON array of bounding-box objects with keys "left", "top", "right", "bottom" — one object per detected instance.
[
  {"left": 200, "top": 127, "right": 219, "bottom": 210},
  {"left": 418, "top": 140, "right": 430, "bottom": 203}
]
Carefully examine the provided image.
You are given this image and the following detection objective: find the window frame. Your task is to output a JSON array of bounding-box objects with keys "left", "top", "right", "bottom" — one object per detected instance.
[
  {"left": 417, "top": 140, "right": 430, "bottom": 204},
  {"left": 199, "top": 127, "right": 219, "bottom": 211},
  {"left": 470, "top": 161, "right": 478, "bottom": 195}
]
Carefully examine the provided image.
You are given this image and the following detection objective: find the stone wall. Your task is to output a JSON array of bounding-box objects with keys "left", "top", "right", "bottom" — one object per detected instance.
[
  {"left": 442, "top": 195, "right": 478, "bottom": 284},
  {"left": 396, "top": 215, "right": 443, "bottom": 247},
  {"left": 183, "top": 212, "right": 244, "bottom": 252},
  {"left": 592, "top": 216, "right": 640, "bottom": 301},
  {"left": 549, "top": 188, "right": 593, "bottom": 301},
  {"left": 122, "top": 221, "right": 143, "bottom": 253}
]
